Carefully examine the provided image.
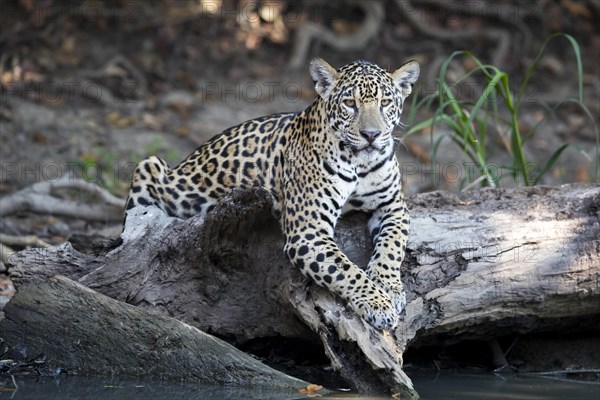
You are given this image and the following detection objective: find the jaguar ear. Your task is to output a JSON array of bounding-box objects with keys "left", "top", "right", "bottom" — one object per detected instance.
[
  {"left": 391, "top": 60, "right": 420, "bottom": 97},
  {"left": 309, "top": 58, "right": 339, "bottom": 99}
]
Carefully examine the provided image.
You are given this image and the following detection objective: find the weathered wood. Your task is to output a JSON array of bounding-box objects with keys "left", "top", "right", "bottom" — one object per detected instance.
[
  {"left": 0, "top": 178, "right": 124, "bottom": 221},
  {"left": 404, "top": 184, "right": 600, "bottom": 343},
  {"left": 5, "top": 184, "right": 600, "bottom": 398},
  {"left": 0, "top": 275, "right": 309, "bottom": 390}
]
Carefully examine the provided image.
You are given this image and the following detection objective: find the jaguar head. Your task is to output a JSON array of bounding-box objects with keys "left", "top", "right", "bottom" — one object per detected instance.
[{"left": 310, "top": 58, "right": 419, "bottom": 157}]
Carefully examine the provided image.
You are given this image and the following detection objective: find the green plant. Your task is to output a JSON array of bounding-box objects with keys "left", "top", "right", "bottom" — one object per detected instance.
[
  {"left": 405, "top": 33, "right": 598, "bottom": 188},
  {"left": 74, "top": 136, "right": 181, "bottom": 195},
  {"left": 130, "top": 135, "right": 180, "bottom": 165},
  {"left": 76, "top": 147, "right": 120, "bottom": 193}
]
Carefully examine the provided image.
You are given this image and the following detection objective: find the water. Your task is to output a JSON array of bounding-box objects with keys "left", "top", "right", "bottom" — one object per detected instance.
[
  {"left": 0, "top": 377, "right": 302, "bottom": 400},
  {"left": 0, "top": 371, "right": 598, "bottom": 400},
  {"left": 411, "top": 371, "right": 600, "bottom": 400}
]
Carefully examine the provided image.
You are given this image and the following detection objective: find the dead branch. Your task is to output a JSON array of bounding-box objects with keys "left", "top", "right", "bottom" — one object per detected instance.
[
  {"left": 416, "top": 0, "right": 534, "bottom": 55},
  {"left": 288, "top": 0, "right": 384, "bottom": 69},
  {"left": 0, "top": 243, "right": 15, "bottom": 265},
  {"left": 397, "top": 0, "right": 510, "bottom": 66},
  {"left": 0, "top": 234, "right": 50, "bottom": 265},
  {"left": 0, "top": 177, "right": 125, "bottom": 221},
  {"left": 0, "top": 233, "right": 51, "bottom": 248}
]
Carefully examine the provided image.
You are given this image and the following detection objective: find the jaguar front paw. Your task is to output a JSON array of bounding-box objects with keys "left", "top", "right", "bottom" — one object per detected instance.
[
  {"left": 387, "top": 285, "right": 406, "bottom": 315},
  {"left": 373, "top": 280, "right": 406, "bottom": 316},
  {"left": 350, "top": 291, "right": 399, "bottom": 331},
  {"left": 368, "top": 270, "right": 406, "bottom": 315}
]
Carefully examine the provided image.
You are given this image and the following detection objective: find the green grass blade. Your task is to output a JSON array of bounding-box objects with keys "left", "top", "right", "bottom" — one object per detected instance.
[
  {"left": 575, "top": 102, "right": 600, "bottom": 181},
  {"left": 404, "top": 118, "right": 434, "bottom": 136},
  {"left": 533, "top": 144, "right": 570, "bottom": 185},
  {"left": 464, "top": 71, "right": 506, "bottom": 131},
  {"left": 416, "top": 34, "right": 588, "bottom": 187},
  {"left": 518, "top": 33, "right": 584, "bottom": 105}
]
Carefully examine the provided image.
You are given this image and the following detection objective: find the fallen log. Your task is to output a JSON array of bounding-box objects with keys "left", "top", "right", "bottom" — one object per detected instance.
[
  {"left": 4, "top": 184, "right": 600, "bottom": 398},
  {"left": 0, "top": 275, "right": 309, "bottom": 390}
]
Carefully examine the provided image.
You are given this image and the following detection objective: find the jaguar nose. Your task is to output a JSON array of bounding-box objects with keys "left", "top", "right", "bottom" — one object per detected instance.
[{"left": 359, "top": 129, "right": 382, "bottom": 143}]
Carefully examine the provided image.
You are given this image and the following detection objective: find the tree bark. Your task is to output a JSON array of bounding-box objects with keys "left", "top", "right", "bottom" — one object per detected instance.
[{"left": 4, "top": 184, "right": 600, "bottom": 398}]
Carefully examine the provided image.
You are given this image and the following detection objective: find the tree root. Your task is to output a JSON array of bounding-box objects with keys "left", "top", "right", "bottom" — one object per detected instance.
[
  {"left": 396, "top": 0, "right": 510, "bottom": 66},
  {"left": 415, "top": 0, "right": 536, "bottom": 58},
  {"left": 288, "top": 0, "right": 384, "bottom": 69},
  {"left": 79, "top": 54, "right": 148, "bottom": 100}
]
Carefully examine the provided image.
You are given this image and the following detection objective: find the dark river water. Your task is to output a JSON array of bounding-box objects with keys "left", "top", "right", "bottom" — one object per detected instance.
[{"left": 1, "top": 370, "right": 598, "bottom": 400}]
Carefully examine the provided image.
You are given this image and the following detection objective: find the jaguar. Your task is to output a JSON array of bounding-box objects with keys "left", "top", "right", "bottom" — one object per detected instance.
[{"left": 125, "top": 58, "right": 419, "bottom": 330}]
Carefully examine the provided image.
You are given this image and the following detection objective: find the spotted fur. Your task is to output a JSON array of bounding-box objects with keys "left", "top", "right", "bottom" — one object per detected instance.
[{"left": 125, "top": 59, "right": 420, "bottom": 330}]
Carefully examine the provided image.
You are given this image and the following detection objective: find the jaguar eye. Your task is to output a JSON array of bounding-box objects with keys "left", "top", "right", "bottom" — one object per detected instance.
[
  {"left": 343, "top": 99, "right": 356, "bottom": 108},
  {"left": 381, "top": 98, "right": 392, "bottom": 107}
]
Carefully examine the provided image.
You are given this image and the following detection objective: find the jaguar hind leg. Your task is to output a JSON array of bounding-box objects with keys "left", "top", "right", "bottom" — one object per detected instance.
[{"left": 124, "top": 156, "right": 171, "bottom": 222}]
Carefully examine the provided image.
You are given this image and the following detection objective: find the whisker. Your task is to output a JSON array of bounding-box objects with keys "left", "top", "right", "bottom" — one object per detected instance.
[{"left": 393, "top": 136, "right": 407, "bottom": 151}]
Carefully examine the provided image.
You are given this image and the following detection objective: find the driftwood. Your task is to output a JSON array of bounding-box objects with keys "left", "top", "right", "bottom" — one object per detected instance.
[
  {"left": 4, "top": 184, "right": 600, "bottom": 398},
  {"left": 0, "top": 275, "right": 309, "bottom": 390}
]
